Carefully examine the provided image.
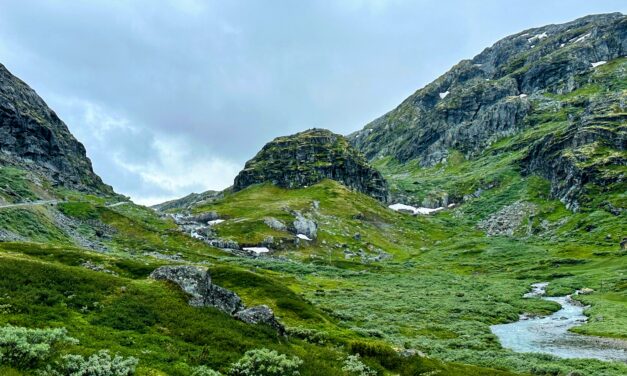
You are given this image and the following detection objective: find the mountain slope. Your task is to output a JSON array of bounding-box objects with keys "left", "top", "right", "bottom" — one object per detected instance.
[
  {"left": 0, "top": 63, "right": 112, "bottom": 197},
  {"left": 350, "top": 13, "right": 626, "bottom": 210}
]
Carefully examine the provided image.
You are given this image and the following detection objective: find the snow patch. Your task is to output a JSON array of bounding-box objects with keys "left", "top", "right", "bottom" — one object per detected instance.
[
  {"left": 439, "top": 91, "right": 450, "bottom": 99},
  {"left": 191, "top": 231, "right": 203, "bottom": 239},
  {"left": 519, "top": 94, "right": 528, "bottom": 98},
  {"left": 560, "top": 43, "right": 565, "bottom": 48},
  {"left": 591, "top": 61, "right": 607, "bottom": 68},
  {"left": 243, "top": 247, "right": 270, "bottom": 255},
  {"left": 208, "top": 219, "right": 225, "bottom": 226},
  {"left": 296, "top": 234, "right": 312, "bottom": 241},
  {"left": 389, "top": 203, "right": 444, "bottom": 215},
  {"left": 573, "top": 33, "right": 591, "bottom": 43},
  {"left": 527, "top": 32, "right": 547, "bottom": 42}
]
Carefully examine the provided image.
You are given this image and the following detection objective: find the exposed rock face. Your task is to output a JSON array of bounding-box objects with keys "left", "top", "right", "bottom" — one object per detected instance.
[
  {"left": 350, "top": 14, "right": 626, "bottom": 209},
  {"left": 150, "top": 265, "right": 285, "bottom": 333},
  {"left": 234, "top": 305, "right": 286, "bottom": 335},
  {"left": 292, "top": 211, "right": 317, "bottom": 239},
  {"left": 0, "top": 63, "right": 113, "bottom": 194},
  {"left": 233, "top": 128, "right": 389, "bottom": 202}
]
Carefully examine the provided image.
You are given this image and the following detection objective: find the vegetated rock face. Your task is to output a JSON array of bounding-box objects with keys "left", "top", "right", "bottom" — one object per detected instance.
[
  {"left": 0, "top": 63, "right": 113, "bottom": 195},
  {"left": 233, "top": 128, "right": 390, "bottom": 202},
  {"left": 350, "top": 13, "right": 626, "bottom": 209},
  {"left": 150, "top": 265, "right": 285, "bottom": 333}
]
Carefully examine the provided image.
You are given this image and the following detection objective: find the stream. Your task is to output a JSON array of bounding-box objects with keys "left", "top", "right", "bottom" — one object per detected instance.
[{"left": 490, "top": 282, "right": 627, "bottom": 362}]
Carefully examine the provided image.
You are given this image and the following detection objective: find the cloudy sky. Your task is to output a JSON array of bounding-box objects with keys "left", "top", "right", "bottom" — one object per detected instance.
[{"left": 0, "top": 1, "right": 624, "bottom": 205}]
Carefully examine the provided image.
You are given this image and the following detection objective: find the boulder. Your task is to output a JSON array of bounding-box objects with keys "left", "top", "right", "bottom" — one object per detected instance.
[
  {"left": 292, "top": 212, "right": 317, "bottom": 239},
  {"left": 234, "top": 305, "right": 286, "bottom": 336},
  {"left": 150, "top": 265, "right": 211, "bottom": 307},
  {"left": 149, "top": 265, "right": 243, "bottom": 313},
  {"left": 150, "top": 265, "right": 283, "bottom": 334},
  {"left": 206, "top": 284, "right": 245, "bottom": 314},
  {"left": 264, "top": 217, "right": 287, "bottom": 232}
]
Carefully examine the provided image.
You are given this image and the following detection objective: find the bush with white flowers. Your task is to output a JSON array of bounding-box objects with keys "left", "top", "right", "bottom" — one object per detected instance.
[
  {"left": 0, "top": 325, "right": 77, "bottom": 369},
  {"left": 228, "top": 348, "right": 302, "bottom": 376},
  {"left": 56, "top": 350, "right": 138, "bottom": 376}
]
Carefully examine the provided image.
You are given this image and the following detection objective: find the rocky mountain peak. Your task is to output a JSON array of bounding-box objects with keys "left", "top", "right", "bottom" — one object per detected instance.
[
  {"left": 349, "top": 13, "right": 626, "bottom": 210},
  {"left": 0, "top": 63, "right": 112, "bottom": 195},
  {"left": 350, "top": 13, "right": 626, "bottom": 165},
  {"left": 233, "top": 128, "right": 389, "bottom": 202}
]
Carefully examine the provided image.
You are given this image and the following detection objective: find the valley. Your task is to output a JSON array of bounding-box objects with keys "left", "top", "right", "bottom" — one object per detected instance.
[{"left": 0, "top": 12, "right": 625, "bottom": 376}]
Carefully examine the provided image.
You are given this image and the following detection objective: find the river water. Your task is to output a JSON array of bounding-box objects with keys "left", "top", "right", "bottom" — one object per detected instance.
[{"left": 490, "top": 283, "right": 627, "bottom": 362}]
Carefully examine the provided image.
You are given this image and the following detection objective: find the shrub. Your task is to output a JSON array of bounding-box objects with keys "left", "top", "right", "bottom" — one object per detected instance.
[
  {"left": 57, "top": 350, "right": 138, "bottom": 376},
  {"left": 192, "top": 366, "right": 222, "bottom": 376},
  {"left": 0, "top": 325, "right": 77, "bottom": 369},
  {"left": 228, "top": 348, "right": 303, "bottom": 376},
  {"left": 342, "top": 354, "right": 376, "bottom": 376}
]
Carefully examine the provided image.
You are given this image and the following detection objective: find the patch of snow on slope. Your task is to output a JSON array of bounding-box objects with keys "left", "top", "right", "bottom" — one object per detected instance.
[
  {"left": 591, "top": 61, "right": 607, "bottom": 68},
  {"left": 296, "top": 234, "right": 312, "bottom": 241},
  {"left": 439, "top": 91, "right": 450, "bottom": 99},
  {"left": 389, "top": 203, "right": 444, "bottom": 215},
  {"left": 243, "top": 247, "right": 270, "bottom": 255},
  {"left": 208, "top": 219, "right": 225, "bottom": 225},
  {"left": 528, "top": 32, "right": 547, "bottom": 42},
  {"left": 573, "top": 33, "right": 591, "bottom": 43}
]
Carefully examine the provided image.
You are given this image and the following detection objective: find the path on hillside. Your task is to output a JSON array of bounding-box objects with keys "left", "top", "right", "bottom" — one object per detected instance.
[{"left": 0, "top": 199, "right": 60, "bottom": 209}]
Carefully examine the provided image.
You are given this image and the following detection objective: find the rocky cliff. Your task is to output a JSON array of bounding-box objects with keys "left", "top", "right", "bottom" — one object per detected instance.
[
  {"left": 233, "top": 128, "right": 389, "bottom": 202},
  {"left": 350, "top": 13, "right": 626, "bottom": 210},
  {"left": 0, "top": 63, "right": 112, "bottom": 195}
]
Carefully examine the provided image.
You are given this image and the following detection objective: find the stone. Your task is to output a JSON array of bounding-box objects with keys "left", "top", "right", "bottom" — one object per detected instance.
[
  {"left": 150, "top": 265, "right": 211, "bottom": 307},
  {"left": 234, "top": 305, "right": 286, "bottom": 336},
  {"left": 264, "top": 217, "right": 287, "bottom": 232},
  {"left": 292, "top": 212, "right": 317, "bottom": 239},
  {"left": 149, "top": 265, "right": 244, "bottom": 313}
]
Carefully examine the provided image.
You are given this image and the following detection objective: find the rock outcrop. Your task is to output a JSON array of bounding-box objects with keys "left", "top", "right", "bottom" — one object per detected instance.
[
  {"left": 234, "top": 305, "right": 286, "bottom": 336},
  {"left": 350, "top": 13, "right": 626, "bottom": 209},
  {"left": 150, "top": 265, "right": 285, "bottom": 334},
  {"left": 233, "top": 128, "right": 389, "bottom": 202},
  {"left": 0, "top": 63, "right": 113, "bottom": 194}
]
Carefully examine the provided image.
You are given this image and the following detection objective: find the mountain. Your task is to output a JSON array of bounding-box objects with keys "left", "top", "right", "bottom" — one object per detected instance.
[
  {"left": 350, "top": 13, "right": 626, "bottom": 210},
  {"left": 0, "top": 63, "right": 112, "bottom": 196},
  {"left": 151, "top": 189, "right": 222, "bottom": 211},
  {"left": 1, "top": 13, "right": 627, "bottom": 376},
  {"left": 233, "top": 128, "right": 390, "bottom": 202}
]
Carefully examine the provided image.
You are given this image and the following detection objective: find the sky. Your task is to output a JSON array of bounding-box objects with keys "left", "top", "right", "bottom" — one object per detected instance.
[{"left": 0, "top": 1, "right": 624, "bottom": 205}]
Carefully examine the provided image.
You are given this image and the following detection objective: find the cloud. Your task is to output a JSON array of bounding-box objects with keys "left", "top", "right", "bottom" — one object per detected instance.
[{"left": 0, "top": 0, "right": 624, "bottom": 204}]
